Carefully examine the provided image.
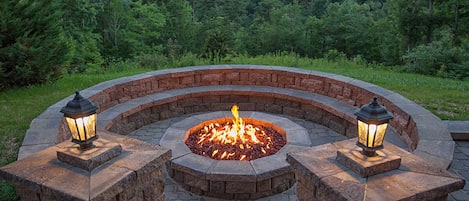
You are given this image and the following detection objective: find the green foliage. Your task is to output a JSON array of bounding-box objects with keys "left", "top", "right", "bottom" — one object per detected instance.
[
  {"left": 321, "top": 0, "right": 374, "bottom": 59},
  {"left": 107, "top": 52, "right": 203, "bottom": 72},
  {"left": 393, "top": 0, "right": 428, "bottom": 49},
  {"left": 3, "top": 0, "right": 469, "bottom": 87},
  {"left": 232, "top": 51, "right": 303, "bottom": 67},
  {"left": 62, "top": 0, "right": 104, "bottom": 74},
  {"left": 324, "top": 49, "right": 347, "bottom": 62},
  {"left": 0, "top": 180, "right": 17, "bottom": 201},
  {"left": 132, "top": 53, "right": 169, "bottom": 69},
  {"left": 371, "top": 16, "right": 404, "bottom": 65},
  {"left": 201, "top": 17, "right": 235, "bottom": 63},
  {"left": 126, "top": 1, "right": 165, "bottom": 54},
  {"left": 159, "top": 0, "right": 198, "bottom": 55},
  {"left": 0, "top": 0, "right": 72, "bottom": 90},
  {"left": 97, "top": 0, "right": 165, "bottom": 60},
  {"left": 303, "top": 16, "right": 325, "bottom": 57},
  {"left": 246, "top": 1, "right": 306, "bottom": 56},
  {"left": 403, "top": 28, "right": 469, "bottom": 80}
]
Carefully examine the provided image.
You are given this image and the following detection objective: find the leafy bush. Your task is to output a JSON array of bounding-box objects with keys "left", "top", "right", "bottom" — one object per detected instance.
[
  {"left": 324, "top": 49, "right": 347, "bottom": 62},
  {"left": 133, "top": 52, "right": 207, "bottom": 69},
  {"left": 171, "top": 52, "right": 200, "bottom": 67},
  {"left": 403, "top": 29, "right": 469, "bottom": 80},
  {"left": 133, "top": 53, "right": 169, "bottom": 69}
]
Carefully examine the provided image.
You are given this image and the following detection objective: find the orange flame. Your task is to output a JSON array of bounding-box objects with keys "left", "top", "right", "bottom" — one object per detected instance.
[{"left": 196, "top": 105, "right": 270, "bottom": 160}]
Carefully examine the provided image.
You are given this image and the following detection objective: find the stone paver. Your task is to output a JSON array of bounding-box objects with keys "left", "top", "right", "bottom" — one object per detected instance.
[
  {"left": 449, "top": 140, "right": 469, "bottom": 201},
  {"left": 445, "top": 121, "right": 469, "bottom": 140},
  {"left": 127, "top": 113, "right": 430, "bottom": 201},
  {"left": 445, "top": 121, "right": 469, "bottom": 201}
]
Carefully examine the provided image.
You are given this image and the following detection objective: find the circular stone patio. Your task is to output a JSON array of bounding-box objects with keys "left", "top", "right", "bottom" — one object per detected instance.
[{"left": 16, "top": 65, "right": 461, "bottom": 200}]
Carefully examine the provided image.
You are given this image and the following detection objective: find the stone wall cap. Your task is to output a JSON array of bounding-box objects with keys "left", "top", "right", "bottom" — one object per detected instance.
[
  {"left": 1, "top": 131, "right": 170, "bottom": 201},
  {"left": 287, "top": 139, "right": 465, "bottom": 200}
]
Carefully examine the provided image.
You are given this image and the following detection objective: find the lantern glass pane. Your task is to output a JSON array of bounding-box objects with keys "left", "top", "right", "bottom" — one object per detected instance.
[
  {"left": 65, "top": 117, "right": 80, "bottom": 141},
  {"left": 368, "top": 124, "right": 377, "bottom": 147},
  {"left": 373, "top": 123, "right": 388, "bottom": 148},
  {"left": 65, "top": 114, "right": 97, "bottom": 142},
  {"left": 357, "top": 120, "right": 368, "bottom": 147},
  {"left": 84, "top": 114, "right": 97, "bottom": 140}
]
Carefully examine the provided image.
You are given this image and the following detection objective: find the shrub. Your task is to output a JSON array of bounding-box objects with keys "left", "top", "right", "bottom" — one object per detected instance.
[
  {"left": 324, "top": 49, "right": 347, "bottom": 62},
  {"left": 133, "top": 53, "right": 169, "bottom": 70},
  {"left": 403, "top": 28, "right": 469, "bottom": 80}
]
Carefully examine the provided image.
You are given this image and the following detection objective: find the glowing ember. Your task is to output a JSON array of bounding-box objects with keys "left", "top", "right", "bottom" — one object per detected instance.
[{"left": 185, "top": 105, "right": 286, "bottom": 161}]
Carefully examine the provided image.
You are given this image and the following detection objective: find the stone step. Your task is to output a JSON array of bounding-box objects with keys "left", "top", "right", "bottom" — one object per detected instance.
[{"left": 445, "top": 121, "right": 469, "bottom": 141}]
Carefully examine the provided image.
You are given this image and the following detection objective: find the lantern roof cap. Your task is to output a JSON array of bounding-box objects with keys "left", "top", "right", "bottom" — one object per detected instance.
[
  {"left": 60, "top": 91, "right": 98, "bottom": 118},
  {"left": 355, "top": 97, "right": 393, "bottom": 124}
]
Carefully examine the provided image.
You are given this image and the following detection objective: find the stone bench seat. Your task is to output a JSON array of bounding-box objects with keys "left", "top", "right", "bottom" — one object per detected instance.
[{"left": 97, "top": 85, "right": 358, "bottom": 139}]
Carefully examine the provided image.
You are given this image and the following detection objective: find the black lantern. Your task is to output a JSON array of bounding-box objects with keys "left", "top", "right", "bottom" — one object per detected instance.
[
  {"left": 354, "top": 97, "right": 393, "bottom": 156},
  {"left": 60, "top": 91, "right": 99, "bottom": 150}
]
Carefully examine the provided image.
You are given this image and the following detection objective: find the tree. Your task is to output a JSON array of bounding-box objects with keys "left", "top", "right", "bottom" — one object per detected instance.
[
  {"left": 125, "top": 1, "right": 165, "bottom": 55},
  {"left": 97, "top": 0, "right": 165, "bottom": 60},
  {"left": 202, "top": 17, "right": 235, "bottom": 63},
  {"left": 436, "top": 1, "right": 469, "bottom": 45},
  {"left": 159, "top": 0, "right": 199, "bottom": 56},
  {"left": 370, "top": 17, "right": 404, "bottom": 65},
  {"left": 62, "top": 0, "right": 103, "bottom": 73},
  {"left": 321, "top": 0, "right": 374, "bottom": 59},
  {"left": 97, "top": 0, "right": 130, "bottom": 59},
  {"left": 303, "top": 16, "right": 325, "bottom": 57},
  {"left": 392, "top": 0, "right": 432, "bottom": 51},
  {"left": 268, "top": 2, "right": 306, "bottom": 54},
  {"left": 0, "top": 0, "right": 71, "bottom": 90},
  {"left": 256, "top": 0, "right": 283, "bottom": 21},
  {"left": 246, "top": 1, "right": 306, "bottom": 55}
]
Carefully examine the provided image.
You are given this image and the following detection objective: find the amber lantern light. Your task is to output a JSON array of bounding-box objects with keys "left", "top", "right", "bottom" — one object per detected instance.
[
  {"left": 60, "top": 91, "right": 99, "bottom": 150},
  {"left": 354, "top": 97, "right": 393, "bottom": 157}
]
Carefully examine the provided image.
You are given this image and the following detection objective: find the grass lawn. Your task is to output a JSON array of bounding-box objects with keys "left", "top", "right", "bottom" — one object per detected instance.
[{"left": 0, "top": 58, "right": 468, "bottom": 200}]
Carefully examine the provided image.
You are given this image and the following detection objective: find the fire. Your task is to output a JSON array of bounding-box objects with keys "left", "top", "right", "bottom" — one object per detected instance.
[{"left": 186, "top": 105, "right": 285, "bottom": 161}]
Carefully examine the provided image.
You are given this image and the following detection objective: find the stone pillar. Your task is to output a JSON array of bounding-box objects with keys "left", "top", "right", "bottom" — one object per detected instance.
[
  {"left": 287, "top": 139, "right": 465, "bottom": 201},
  {"left": 0, "top": 131, "right": 171, "bottom": 201}
]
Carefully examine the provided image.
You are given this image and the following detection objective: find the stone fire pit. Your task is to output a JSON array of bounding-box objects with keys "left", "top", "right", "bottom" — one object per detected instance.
[
  {"left": 14, "top": 65, "right": 458, "bottom": 200},
  {"left": 161, "top": 111, "right": 311, "bottom": 199}
]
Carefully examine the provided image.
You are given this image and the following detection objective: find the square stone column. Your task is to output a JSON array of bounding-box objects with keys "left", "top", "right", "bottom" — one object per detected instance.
[
  {"left": 287, "top": 138, "right": 465, "bottom": 201},
  {"left": 0, "top": 131, "right": 171, "bottom": 201}
]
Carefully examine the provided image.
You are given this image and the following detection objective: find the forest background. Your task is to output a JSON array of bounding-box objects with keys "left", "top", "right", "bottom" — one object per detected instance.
[{"left": 1, "top": 0, "right": 469, "bottom": 90}]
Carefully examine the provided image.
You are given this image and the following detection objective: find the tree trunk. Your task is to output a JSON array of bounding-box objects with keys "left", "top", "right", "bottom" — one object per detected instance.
[
  {"left": 425, "top": 0, "right": 433, "bottom": 44},
  {"left": 453, "top": 2, "right": 460, "bottom": 44}
]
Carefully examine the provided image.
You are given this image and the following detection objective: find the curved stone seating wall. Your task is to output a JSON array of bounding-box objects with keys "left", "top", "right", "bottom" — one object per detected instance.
[
  {"left": 100, "top": 85, "right": 358, "bottom": 139},
  {"left": 19, "top": 65, "right": 454, "bottom": 169}
]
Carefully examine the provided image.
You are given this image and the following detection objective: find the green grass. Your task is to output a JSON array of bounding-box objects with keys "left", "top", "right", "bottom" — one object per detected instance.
[
  {"left": 0, "top": 55, "right": 468, "bottom": 200},
  {"left": 308, "top": 62, "right": 469, "bottom": 120},
  {"left": 231, "top": 55, "right": 469, "bottom": 120},
  {"left": 0, "top": 69, "right": 151, "bottom": 166}
]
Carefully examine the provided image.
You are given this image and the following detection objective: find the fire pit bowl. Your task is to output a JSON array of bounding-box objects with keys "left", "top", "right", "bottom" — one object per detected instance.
[
  {"left": 160, "top": 111, "right": 312, "bottom": 200},
  {"left": 185, "top": 105, "right": 287, "bottom": 161}
]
